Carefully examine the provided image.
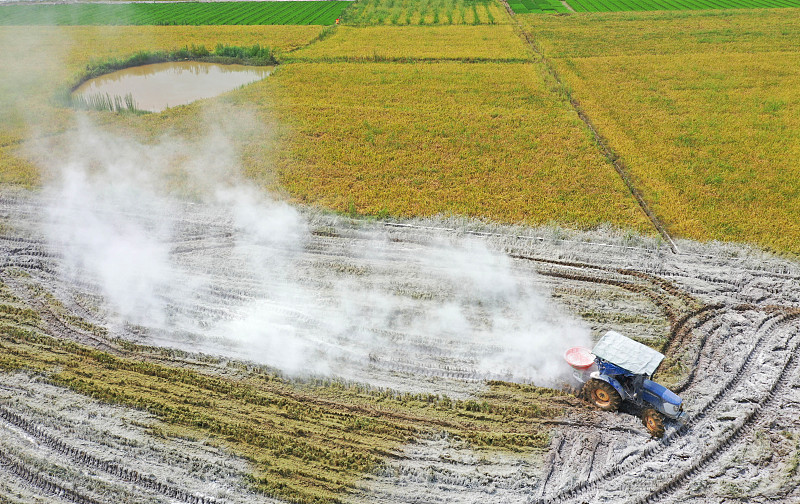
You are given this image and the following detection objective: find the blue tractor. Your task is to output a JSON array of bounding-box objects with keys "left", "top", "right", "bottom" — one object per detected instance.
[{"left": 565, "top": 331, "right": 687, "bottom": 438}]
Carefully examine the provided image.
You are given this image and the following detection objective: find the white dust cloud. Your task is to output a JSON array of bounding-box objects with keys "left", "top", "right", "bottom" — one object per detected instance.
[{"left": 36, "top": 111, "right": 589, "bottom": 388}]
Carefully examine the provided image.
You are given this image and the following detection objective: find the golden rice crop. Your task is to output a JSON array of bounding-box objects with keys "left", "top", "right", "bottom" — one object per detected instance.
[
  {"left": 267, "top": 61, "right": 653, "bottom": 233},
  {"left": 519, "top": 8, "right": 800, "bottom": 58},
  {"left": 0, "top": 25, "right": 324, "bottom": 185},
  {"left": 521, "top": 10, "right": 800, "bottom": 253},
  {"left": 553, "top": 51, "right": 800, "bottom": 252},
  {"left": 289, "top": 24, "right": 532, "bottom": 61}
]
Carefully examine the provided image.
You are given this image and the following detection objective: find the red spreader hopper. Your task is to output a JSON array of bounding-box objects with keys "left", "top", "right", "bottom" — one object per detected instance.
[{"left": 565, "top": 347, "right": 595, "bottom": 370}]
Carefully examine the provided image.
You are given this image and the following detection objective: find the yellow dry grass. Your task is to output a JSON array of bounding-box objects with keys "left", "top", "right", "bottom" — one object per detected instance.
[
  {"left": 522, "top": 10, "right": 800, "bottom": 253},
  {"left": 290, "top": 24, "right": 532, "bottom": 61},
  {"left": 268, "top": 61, "right": 653, "bottom": 232}
]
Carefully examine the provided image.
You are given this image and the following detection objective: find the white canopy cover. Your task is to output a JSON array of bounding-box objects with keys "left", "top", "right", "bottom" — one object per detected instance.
[{"left": 592, "top": 330, "right": 664, "bottom": 376}]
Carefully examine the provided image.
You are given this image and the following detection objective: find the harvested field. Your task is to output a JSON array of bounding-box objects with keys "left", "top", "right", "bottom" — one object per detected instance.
[
  {"left": 520, "top": 9, "right": 800, "bottom": 254},
  {"left": 0, "top": 372, "right": 264, "bottom": 504},
  {"left": 0, "top": 187, "right": 799, "bottom": 503}
]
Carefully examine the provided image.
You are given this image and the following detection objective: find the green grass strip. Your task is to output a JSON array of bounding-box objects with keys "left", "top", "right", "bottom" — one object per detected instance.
[
  {"left": 509, "top": 0, "right": 569, "bottom": 13},
  {"left": 563, "top": 0, "right": 800, "bottom": 11}
]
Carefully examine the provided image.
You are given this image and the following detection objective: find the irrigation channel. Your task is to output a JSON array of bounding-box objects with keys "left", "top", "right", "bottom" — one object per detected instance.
[{"left": 1, "top": 189, "right": 799, "bottom": 503}]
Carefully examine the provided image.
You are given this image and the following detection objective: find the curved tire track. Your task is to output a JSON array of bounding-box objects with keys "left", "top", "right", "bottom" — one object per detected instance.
[
  {"left": 535, "top": 312, "right": 800, "bottom": 503},
  {"left": 634, "top": 314, "right": 800, "bottom": 504}
]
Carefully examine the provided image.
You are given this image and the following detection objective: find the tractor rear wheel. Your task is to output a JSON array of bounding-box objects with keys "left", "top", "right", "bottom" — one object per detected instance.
[
  {"left": 641, "top": 408, "right": 665, "bottom": 438},
  {"left": 584, "top": 379, "right": 621, "bottom": 412}
]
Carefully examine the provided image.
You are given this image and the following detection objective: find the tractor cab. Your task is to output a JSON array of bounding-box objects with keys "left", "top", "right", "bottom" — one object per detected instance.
[{"left": 565, "top": 330, "right": 686, "bottom": 438}]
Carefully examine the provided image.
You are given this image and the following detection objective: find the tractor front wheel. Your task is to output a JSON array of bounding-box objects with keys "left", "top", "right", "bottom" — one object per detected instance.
[
  {"left": 641, "top": 408, "right": 665, "bottom": 438},
  {"left": 584, "top": 379, "right": 621, "bottom": 412}
]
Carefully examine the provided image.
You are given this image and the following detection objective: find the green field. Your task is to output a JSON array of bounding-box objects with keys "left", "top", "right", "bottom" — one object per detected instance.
[
  {"left": 0, "top": 1, "right": 351, "bottom": 26},
  {"left": 508, "top": 0, "right": 800, "bottom": 11},
  {"left": 568, "top": 0, "right": 800, "bottom": 11},
  {"left": 508, "top": 0, "right": 570, "bottom": 13}
]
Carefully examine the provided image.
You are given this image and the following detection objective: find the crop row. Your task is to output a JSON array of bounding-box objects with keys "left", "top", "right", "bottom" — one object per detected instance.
[
  {"left": 0, "top": 2, "right": 351, "bottom": 26},
  {"left": 566, "top": 0, "right": 800, "bottom": 11},
  {"left": 0, "top": 277, "right": 565, "bottom": 504},
  {"left": 342, "top": 0, "right": 509, "bottom": 25}
]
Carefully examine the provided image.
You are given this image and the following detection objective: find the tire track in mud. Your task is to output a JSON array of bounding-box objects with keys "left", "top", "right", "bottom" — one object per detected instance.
[
  {"left": 3, "top": 194, "right": 800, "bottom": 503},
  {"left": 496, "top": 253, "right": 734, "bottom": 502},
  {"left": 633, "top": 313, "right": 800, "bottom": 504},
  {"left": 499, "top": 249, "right": 800, "bottom": 502},
  {"left": 0, "top": 447, "right": 103, "bottom": 504},
  {"left": 1, "top": 270, "right": 119, "bottom": 354},
  {"left": 0, "top": 230, "right": 687, "bottom": 504},
  {"left": 535, "top": 311, "right": 800, "bottom": 504},
  {"left": 509, "top": 253, "right": 710, "bottom": 356},
  {"left": 538, "top": 435, "right": 565, "bottom": 498},
  {"left": 0, "top": 405, "right": 228, "bottom": 504},
  {"left": 669, "top": 315, "right": 725, "bottom": 394}
]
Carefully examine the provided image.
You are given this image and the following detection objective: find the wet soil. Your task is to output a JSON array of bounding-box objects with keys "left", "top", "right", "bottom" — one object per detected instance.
[{"left": 0, "top": 189, "right": 798, "bottom": 503}]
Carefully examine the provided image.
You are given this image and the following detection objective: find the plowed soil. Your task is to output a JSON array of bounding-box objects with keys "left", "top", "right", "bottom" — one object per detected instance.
[{"left": 1, "top": 189, "right": 798, "bottom": 504}]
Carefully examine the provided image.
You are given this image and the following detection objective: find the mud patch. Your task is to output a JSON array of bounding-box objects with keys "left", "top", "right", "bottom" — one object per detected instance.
[{"left": 1, "top": 190, "right": 799, "bottom": 503}]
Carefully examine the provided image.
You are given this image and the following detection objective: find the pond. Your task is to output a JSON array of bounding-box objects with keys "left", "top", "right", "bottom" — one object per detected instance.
[{"left": 72, "top": 61, "right": 274, "bottom": 113}]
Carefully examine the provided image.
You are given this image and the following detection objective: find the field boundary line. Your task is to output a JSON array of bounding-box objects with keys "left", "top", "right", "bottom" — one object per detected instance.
[
  {"left": 500, "top": 0, "right": 679, "bottom": 253},
  {"left": 283, "top": 56, "right": 532, "bottom": 64},
  {"left": 577, "top": 107, "right": 679, "bottom": 253}
]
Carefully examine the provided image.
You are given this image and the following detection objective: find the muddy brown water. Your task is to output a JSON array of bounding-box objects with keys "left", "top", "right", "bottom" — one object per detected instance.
[{"left": 73, "top": 61, "right": 274, "bottom": 113}]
